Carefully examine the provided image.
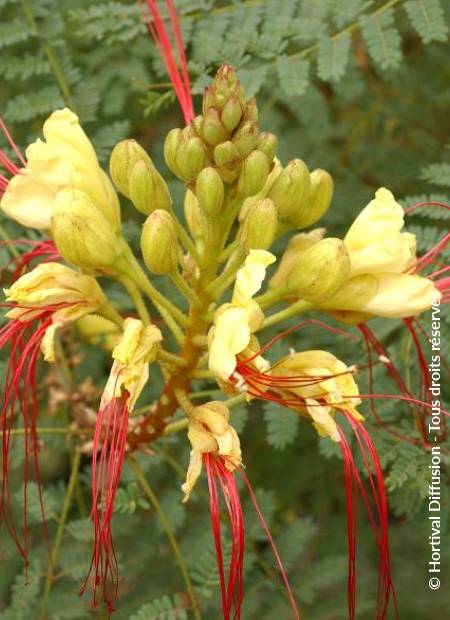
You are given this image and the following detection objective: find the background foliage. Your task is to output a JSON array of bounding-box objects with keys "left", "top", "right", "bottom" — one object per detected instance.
[{"left": 0, "top": 0, "right": 449, "bottom": 618}]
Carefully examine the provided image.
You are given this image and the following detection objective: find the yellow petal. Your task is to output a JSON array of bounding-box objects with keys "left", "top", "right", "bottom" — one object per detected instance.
[
  {"left": 208, "top": 307, "right": 251, "bottom": 381},
  {"left": 181, "top": 450, "right": 203, "bottom": 503},
  {"left": 232, "top": 249, "right": 276, "bottom": 309}
]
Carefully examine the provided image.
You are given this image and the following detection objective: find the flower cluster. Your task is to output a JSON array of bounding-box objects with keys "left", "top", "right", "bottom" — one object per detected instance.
[{"left": 0, "top": 4, "right": 447, "bottom": 617}]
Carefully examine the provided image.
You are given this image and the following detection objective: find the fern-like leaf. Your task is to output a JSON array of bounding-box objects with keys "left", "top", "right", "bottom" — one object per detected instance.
[
  {"left": 264, "top": 402, "right": 299, "bottom": 450},
  {"left": 276, "top": 54, "right": 310, "bottom": 96},
  {"left": 405, "top": 0, "right": 448, "bottom": 44},
  {"left": 360, "top": 9, "right": 402, "bottom": 70},
  {"left": 317, "top": 33, "right": 351, "bottom": 82},
  {"left": 130, "top": 594, "right": 188, "bottom": 620}
]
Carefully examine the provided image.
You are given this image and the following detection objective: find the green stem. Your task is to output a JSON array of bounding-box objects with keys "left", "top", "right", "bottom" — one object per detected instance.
[
  {"left": 119, "top": 276, "right": 151, "bottom": 325},
  {"left": 100, "top": 302, "right": 125, "bottom": 329},
  {"left": 39, "top": 450, "right": 82, "bottom": 619},
  {"left": 158, "top": 349, "right": 188, "bottom": 368},
  {"left": 219, "top": 239, "right": 239, "bottom": 263},
  {"left": 261, "top": 300, "right": 313, "bottom": 330},
  {"left": 164, "top": 418, "right": 189, "bottom": 435},
  {"left": 171, "top": 271, "right": 201, "bottom": 307},
  {"left": 129, "top": 457, "right": 202, "bottom": 620},
  {"left": 255, "top": 288, "right": 286, "bottom": 310},
  {"left": 20, "top": 0, "right": 75, "bottom": 109},
  {"left": 206, "top": 248, "right": 245, "bottom": 297},
  {"left": 171, "top": 211, "right": 202, "bottom": 265}
]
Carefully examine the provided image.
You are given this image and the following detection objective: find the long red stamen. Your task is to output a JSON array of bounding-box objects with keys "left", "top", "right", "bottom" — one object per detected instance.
[
  {"left": 343, "top": 414, "right": 398, "bottom": 619},
  {"left": 141, "top": 0, "right": 194, "bottom": 124},
  {"left": 0, "top": 315, "right": 52, "bottom": 558},
  {"left": 205, "top": 454, "right": 244, "bottom": 619},
  {"left": 81, "top": 394, "right": 130, "bottom": 613},
  {"left": 238, "top": 469, "right": 300, "bottom": 619}
]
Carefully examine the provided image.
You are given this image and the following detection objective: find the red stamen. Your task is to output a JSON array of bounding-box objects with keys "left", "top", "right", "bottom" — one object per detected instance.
[
  {"left": 0, "top": 116, "right": 26, "bottom": 167},
  {"left": 0, "top": 315, "right": 52, "bottom": 559},
  {"left": 238, "top": 469, "right": 300, "bottom": 619},
  {"left": 81, "top": 394, "right": 130, "bottom": 613},
  {"left": 343, "top": 414, "right": 398, "bottom": 619},
  {"left": 0, "top": 239, "right": 60, "bottom": 284},
  {"left": 141, "top": 1, "right": 194, "bottom": 124}
]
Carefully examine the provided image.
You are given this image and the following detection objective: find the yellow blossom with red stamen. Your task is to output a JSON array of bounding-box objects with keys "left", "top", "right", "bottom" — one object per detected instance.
[
  {"left": 182, "top": 401, "right": 242, "bottom": 502},
  {"left": 4, "top": 262, "right": 108, "bottom": 361},
  {"left": 0, "top": 108, "right": 120, "bottom": 231},
  {"left": 208, "top": 249, "right": 275, "bottom": 382},
  {"left": 101, "top": 317, "right": 162, "bottom": 411},
  {"left": 269, "top": 350, "right": 363, "bottom": 442}
]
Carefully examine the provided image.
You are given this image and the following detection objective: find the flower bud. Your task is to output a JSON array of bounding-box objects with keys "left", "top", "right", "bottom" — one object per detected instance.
[
  {"left": 286, "top": 238, "right": 351, "bottom": 302},
  {"left": 190, "top": 115, "right": 205, "bottom": 136},
  {"left": 184, "top": 189, "right": 204, "bottom": 240},
  {"left": 202, "top": 107, "right": 229, "bottom": 146},
  {"left": 242, "top": 97, "right": 258, "bottom": 123},
  {"left": 141, "top": 209, "right": 178, "bottom": 275},
  {"left": 232, "top": 121, "right": 260, "bottom": 157},
  {"left": 221, "top": 96, "right": 243, "bottom": 132},
  {"left": 195, "top": 167, "right": 224, "bottom": 216},
  {"left": 269, "top": 228, "right": 326, "bottom": 290},
  {"left": 238, "top": 150, "right": 270, "bottom": 197},
  {"left": 289, "top": 169, "right": 333, "bottom": 228},
  {"left": 51, "top": 188, "right": 120, "bottom": 272},
  {"left": 267, "top": 159, "right": 310, "bottom": 219},
  {"left": 128, "top": 159, "right": 172, "bottom": 215},
  {"left": 178, "top": 137, "right": 210, "bottom": 182},
  {"left": 258, "top": 132, "right": 278, "bottom": 162},
  {"left": 214, "top": 141, "right": 241, "bottom": 184},
  {"left": 164, "top": 128, "right": 183, "bottom": 177},
  {"left": 203, "top": 64, "right": 244, "bottom": 113},
  {"left": 239, "top": 198, "right": 278, "bottom": 252},
  {"left": 110, "top": 139, "right": 152, "bottom": 198}
]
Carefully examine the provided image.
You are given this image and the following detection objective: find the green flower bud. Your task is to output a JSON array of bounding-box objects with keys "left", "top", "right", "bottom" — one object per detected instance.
[
  {"left": 178, "top": 137, "right": 210, "bottom": 182},
  {"left": 289, "top": 169, "right": 333, "bottom": 228},
  {"left": 128, "top": 160, "right": 172, "bottom": 215},
  {"left": 51, "top": 188, "right": 120, "bottom": 272},
  {"left": 141, "top": 209, "right": 178, "bottom": 275},
  {"left": 202, "top": 108, "right": 229, "bottom": 146},
  {"left": 76, "top": 315, "right": 120, "bottom": 352},
  {"left": 258, "top": 132, "right": 278, "bottom": 162},
  {"left": 110, "top": 139, "right": 152, "bottom": 198},
  {"left": 196, "top": 167, "right": 224, "bottom": 216},
  {"left": 267, "top": 159, "right": 310, "bottom": 219},
  {"left": 214, "top": 141, "right": 241, "bottom": 184},
  {"left": 221, "top": 96, "right": 243, "bottom": 132},
  {"left": 191, "top": 115, "right": 205, "bottom": 137},
  {"left": 286, "top": 238, "right": 351, "bottom": 302},
  {"left": 232, "top": 121, "right": 260, "bottom": 157},
  {"left": 239, "top": 198, "right": 278, "bottom": 252},
  {"left": 164, "top": 128, "right": 184, "bottom": 177},
  {"left": 269, "top": 228, "right": 326, "bottom": 290},
  {"left": 203, "top": 64, "right": 244, "bottom": 113},
  {"left": 184, "top": 189, "right": 204, "bottom": 240},
  {"left": 238, "top": 150, "right": 270, "bottom": 197},
  {"left": 242, "top": 97, "right": 258, "bottom": 123}
]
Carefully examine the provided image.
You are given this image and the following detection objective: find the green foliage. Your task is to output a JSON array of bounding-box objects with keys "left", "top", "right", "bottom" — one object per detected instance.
[
  {"left": 405, "top": 0, "right": 448, "bottom": 43},
  {"left": 317, "top": 33, "right": 351, "bottom": 82},
  {"left": 1, "top": 0, "right": 450, "bottom": 618},
  {"left": 359, "top": 8, "right": 402, "bottom": 70},
  {"left": 264, "top": 401, "right": 299, "bottom": 450},
  {"left": 129, "top": 595, "right": 188, "bottom": 620}
]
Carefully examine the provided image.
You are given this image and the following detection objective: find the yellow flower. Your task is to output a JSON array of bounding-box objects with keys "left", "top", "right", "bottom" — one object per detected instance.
[
  {"left": 208, "top": 249, "right": 276, "bottom": 381},
  {"left": 5, "top": 262, "right": 108, "bottom": 361},
  {"left": 344, "top": 188, "right": 416, "bottom": 277},
  {"left": 318, "top": 188, "right": 440, "bottom": 319},
  {"left": 181, "top": 402, "right": 242, "bottom": 502},
  {"left": 0, "top": 108, "right": 120, "bottom": 231},
  {"left": 321, "top": 272, "right": 439, "bottom": 319},
  {"left": 101, "top": 318, "right": 162, "bottom": 411},
  {"left": 271, "top": 350, "right": 363, "bottom": 442}
]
